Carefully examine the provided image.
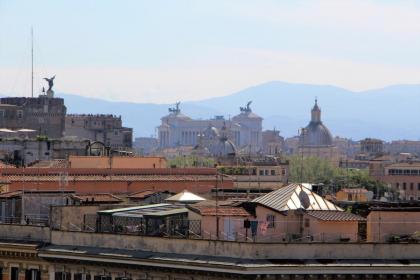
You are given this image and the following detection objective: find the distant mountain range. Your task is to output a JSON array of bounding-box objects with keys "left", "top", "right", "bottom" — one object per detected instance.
[{"left": 52, "top": 81, "right": 420, "bottom": 141}]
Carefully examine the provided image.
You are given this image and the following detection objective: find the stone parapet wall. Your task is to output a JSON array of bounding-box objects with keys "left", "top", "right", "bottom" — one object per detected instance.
[
  {"left": 0, "top": 224, "right": 50, "bottom": 242},
  {"left": 51, "top": 230, "right": 420, "bottom": 260}
]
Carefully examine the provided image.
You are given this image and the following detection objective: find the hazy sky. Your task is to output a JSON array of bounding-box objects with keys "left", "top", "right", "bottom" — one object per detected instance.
[{"left": 1, "top": 0, "right": 420, "bottom": 103}]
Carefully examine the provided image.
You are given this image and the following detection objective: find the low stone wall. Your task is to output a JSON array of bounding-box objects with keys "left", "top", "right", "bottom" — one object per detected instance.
[
  {"left": 51, "top": 230, "right": 420, "bottom": 260},
  {"left": 50, "top": 205, "right": 100, "bottom": 231},
  {"left": 0, "top": 224, "right": 50, "bottom": 242}
]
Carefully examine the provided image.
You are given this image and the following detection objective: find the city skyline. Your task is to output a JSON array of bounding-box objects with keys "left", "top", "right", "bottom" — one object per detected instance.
[{"left": 0, "top": 2, "right": 419, "bottom": 278}]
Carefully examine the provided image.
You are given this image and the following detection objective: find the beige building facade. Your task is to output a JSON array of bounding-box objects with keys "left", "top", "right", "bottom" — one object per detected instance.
[
  {"left": 65, "top": 114, "right": 133, "bottom": 149},
  {"left": 262, "top": 129, "right": 284, "bottom": 155},
  {"left": 158, "top": 102, "right": 263, "bottom": 154},
  {"left": 367, "top": 209, "right": 420, "bottom": 242},
  {"left": 0, "top": 96, "right": 66, "bottom": 138},
  {"left": 375, "top": 162, "right": 420, "bottom": 200}
]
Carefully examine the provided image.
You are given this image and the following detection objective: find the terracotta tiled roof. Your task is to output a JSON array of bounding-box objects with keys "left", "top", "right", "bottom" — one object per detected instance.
[
  {"left": 28, "top": 160, "right": 68, "bottom": 168},
  {"left": 305, "top": 211, "right": 365, "bottom": 221},
  {"left": 0, "top": 190, "right": 75, "bottom": 198},
  {"left": 190, "top": 205, "right": 250, "bottom": 217},
  {"left": 128, "top": 190, "right": 160, "bottom": 199},
  {"left": 0, "top": 190, "right": 23, "bottom": 198},
  {"left": 0, "top": 174, "right": 220, "bottom": 183},
  {"left": 0, "top": 167, "right": 218, "bottom": 176},
  {"left": 0, "top": 162, "right": 16, "bottom": 168},
  {"left": 72, "top": 193, "right": 122, "bottom": 203},
  {"left": 219, "top": 199, "right": 250, "bottom": 206}
]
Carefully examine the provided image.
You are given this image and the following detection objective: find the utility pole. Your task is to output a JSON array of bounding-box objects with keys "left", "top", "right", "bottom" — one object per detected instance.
[
  {"left": 21, "top": 160, "right": 25, "bottom": 224},
  {"left": 300, "top": 128, "right": 306, "bottom": 183},
  {"left": 31, "top": 27, "right": 34, "bottom": 98},
  {"left": 215, "top": 172, "right": 219, "bottom": 240}
]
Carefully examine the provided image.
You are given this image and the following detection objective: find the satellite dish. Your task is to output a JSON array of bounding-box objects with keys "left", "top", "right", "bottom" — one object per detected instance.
[{"left": 299, "top": 190, "right": 311, "bottom": 209}]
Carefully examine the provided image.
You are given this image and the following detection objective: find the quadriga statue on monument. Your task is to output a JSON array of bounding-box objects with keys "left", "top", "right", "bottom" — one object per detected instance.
[{"left": 240, "top": 100, "right": 252, "bottom": 113}]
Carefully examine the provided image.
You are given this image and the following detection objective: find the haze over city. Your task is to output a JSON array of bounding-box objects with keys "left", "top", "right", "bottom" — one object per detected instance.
[
  {"left": 1, "top": 0, "right": 420, "bottom": 103},
  {"left": 1, "top": 1, "right": 420, "bottom": 278}
]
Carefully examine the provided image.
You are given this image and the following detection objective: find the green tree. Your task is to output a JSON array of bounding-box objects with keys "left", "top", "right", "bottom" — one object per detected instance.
[
  {"left": 287, "top": 155, "right": 394, "bottom": 198},
  {"left": 167, "top": 155, "right": 215, "bottom": 168},
  {"left": 288, "top": 155, "right": 338, "bottom": 183}
]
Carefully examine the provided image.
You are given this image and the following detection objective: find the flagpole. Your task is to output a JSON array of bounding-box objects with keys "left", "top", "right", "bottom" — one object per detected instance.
[{"left": 31, "top": 27, "right": 34, "bottom": 98}]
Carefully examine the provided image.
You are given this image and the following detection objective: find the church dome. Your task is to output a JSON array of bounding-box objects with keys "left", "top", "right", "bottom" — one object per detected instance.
[
  {"left": 300, "top": 100, "right": 333, "bottom": 147},
  {"left": 213, "top": 138, "right": 237, "bottom": 157},
  {"left": 301, "top": 122, "right": 333, "bottom": 147}
]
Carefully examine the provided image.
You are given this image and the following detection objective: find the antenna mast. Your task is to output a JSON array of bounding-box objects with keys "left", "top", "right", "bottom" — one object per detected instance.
[{"left": 31, "top": 27, "right": 34, "bottom": 98}]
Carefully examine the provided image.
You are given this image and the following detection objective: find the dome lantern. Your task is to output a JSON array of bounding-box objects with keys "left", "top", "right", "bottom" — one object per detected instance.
[{"left": 311, "top": 98, "right": 321, "bottom": 123}]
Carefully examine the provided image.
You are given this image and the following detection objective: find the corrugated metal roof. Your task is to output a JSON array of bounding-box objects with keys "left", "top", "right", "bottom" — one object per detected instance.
[
  {"left": 140, "top": 208, "right": 188, "bottom": 217},
  {"left": 71, "top": 193, "right": 122, "bottom": 203},
  {"left": 306, "top": 211, "right": 365, "bottom": 221},
  {"left": 0, "top": 128, "right": 16, "bottom": 133},
  {"left": 98, "top": 203, "right": 171, "bottom": 214},
  {"left": 189, "top": 205, "right": 250, "bottom": 217},
  {"left": 111, "top": 204, "right": 188, "bottom": 218},
  {"left": 252, "top": 183, "right": 343, "bottom": 212}
]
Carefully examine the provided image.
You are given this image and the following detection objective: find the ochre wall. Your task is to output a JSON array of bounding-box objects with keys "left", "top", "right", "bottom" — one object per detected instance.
[
  {"left": 305, "top": 218, "right": 359, "bottom": 242},
  {"left": 200, "top": 215, "right": 252, "bottom": 241},
  {"left": 367, "top": 211, "right": 420, "bottom": 242},
  {"left": 336, "top": 191, "right": 368, "bottom": 202},
  {"left": 254, "top": 205, "right": 302, "bottom": 241},
  {"left": 6, "top": 180, "right": 231, "bottom": 195},
  {"left": 255, "top": 205, "right": 360, "bottom": 242},
  {"left": 69, "top": 156, "right": 167, "bottom": 169},
  {"left": 50, "top": 205, "right": 100, "bottom": 231}
]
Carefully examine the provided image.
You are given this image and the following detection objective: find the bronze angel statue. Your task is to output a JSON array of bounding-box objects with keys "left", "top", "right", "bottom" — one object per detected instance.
[{"left": 44, "top": 75, "right": 56, "bottom": 92}]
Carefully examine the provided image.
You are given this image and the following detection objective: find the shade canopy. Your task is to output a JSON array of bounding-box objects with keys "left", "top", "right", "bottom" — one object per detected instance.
[{"left": 165, "top": 190, "right": 206, "bottom": 203}]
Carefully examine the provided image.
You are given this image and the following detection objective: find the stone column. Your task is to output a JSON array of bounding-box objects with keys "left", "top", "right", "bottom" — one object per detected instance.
[
  {"left": 70, "top": 268, "right": 79, "bottom": 280},
  {"left": 18, "top": 267, "right": 26, "bottom": 280},
  {"left": 110, "top": 272, "right": 119, "bottom": 280},
  {"left": 40, "top": 268, "right": 50, "bottom": 280},
  {"left": 48, "top": 266, "right": 55, "bottom": 280}
]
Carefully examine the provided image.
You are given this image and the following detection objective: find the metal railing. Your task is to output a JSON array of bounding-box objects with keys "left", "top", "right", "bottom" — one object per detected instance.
[{"left": 0, "top": 215, "right": 49, "bottom": 226}]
